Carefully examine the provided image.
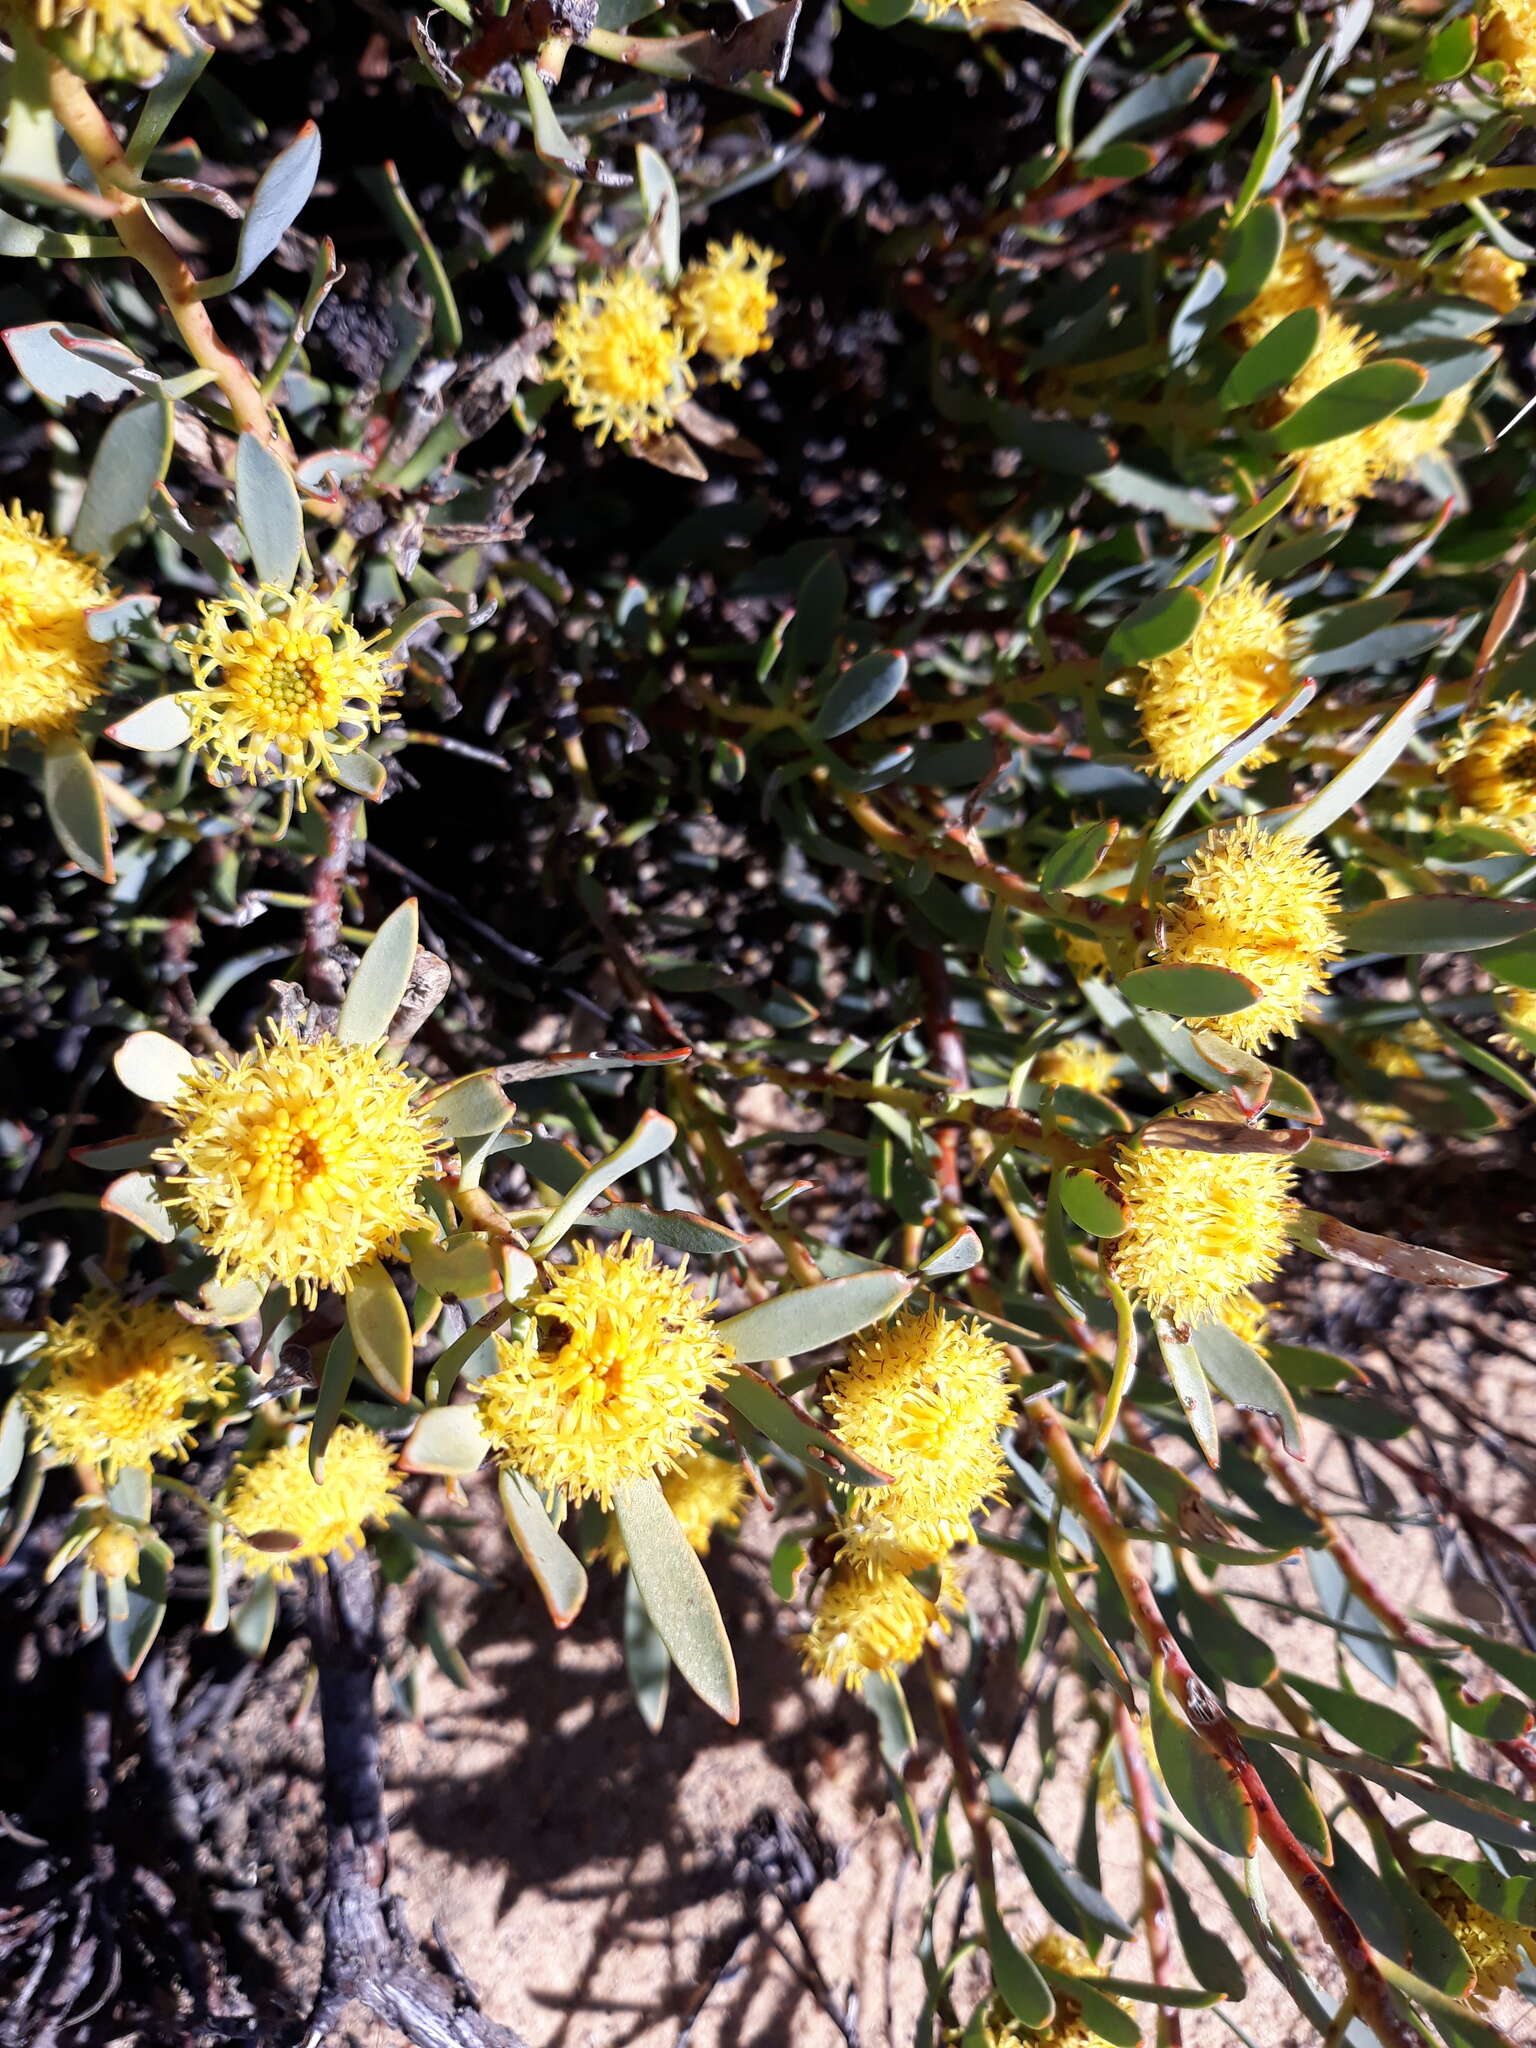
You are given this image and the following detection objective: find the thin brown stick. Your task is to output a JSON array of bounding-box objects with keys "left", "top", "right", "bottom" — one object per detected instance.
[{"left": 1115, "top": 1702, "right": 1183, "bottom": 2048}]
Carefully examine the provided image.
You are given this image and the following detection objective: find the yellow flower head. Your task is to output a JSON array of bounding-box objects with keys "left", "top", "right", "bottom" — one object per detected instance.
[
  {"left": 1446, "top": 712, "right": 1536, "bottom": 846},
  {"left": 1494, "top": 985, "right": 1536, "bottom": 1054},
  {"left": 224, "top": 1423, "right": 401, "bottom": 1579},
  {"left": 1035, "top": 1038, "right": 1120, "bottom": 1095},
  {"left": 1281, "top": 315, "right": 1385, "bottom": 518},
  {"left": 87, "top": 1523, "right": 143, "bottom": 1583},
  {"left": 799, "top": 1557, "right": 956, "bottom": 1691},
  {"left": 550, "top": 269, "right": 694, "bottom": 446},
  {"left": 605, "top": 1441, "right": 749, "bottom": 1567},
  {"left": 1221, "top": 1287, "right": 1270, "bottom": 1351},
  {"left": 1452, "top": 243, "right": 1526, "bottom": 315},
  {"left": 981, "top": 1934, "right": 1132, "bottom": 2047},
  {"left": 24, "top": 1292, "right": 229, "bottom": 1478},
  {"left": 825, "top": 1306, "right": 1014, "bottom": 1571},
  {"left": 159, "top": 1026, "right": 445, "bottom": 1305},
  {"left": 0, "top": 504, "right": 115, "bottom": 744},
  {"left": 1234, "top": 237, "right": 1330, "bottom": 347},
  {"left": 34, "top": 0, "right": 254, "bottom": 73},
  {"left": 1360, "top": 1018, "right": 1438, "bottom": 1080},
  {"left": 1161, "top": 814, "right": 1342, "bottom": 1051},
  {"left": 1060, "top": 931, "right": 1109, "bottom": 981},
  {"left": 1374, "top": 389, "right": 1471, "bottom": 482},
  {"left": 1112, "top": 1139, "right": 1298, "bottom": 1331},
  {"left": 477, "top": 1238, "right": 733, "bottom": 1508},
  {"left": 1419, "top": 1871, "right": 1536, "bottom": 2003},
  {"left": 1134, "top": 574, "right": 1294, "bottom": 786},
  {"left": 176, "top": 584, "right": 397, "bottom": 800},
  {"left": 1483, "top": 0, "right": 1536, "bottom": 104},
  {"left": 674, "top": 237, "right": 780, "bottom": 384}
]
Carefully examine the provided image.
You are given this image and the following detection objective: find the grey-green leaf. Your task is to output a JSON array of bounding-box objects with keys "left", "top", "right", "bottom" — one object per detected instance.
[
  {"left": 42, "top": 736, "right": 113, "bottom": 883},
  {"left": 1336, "top": 894, "right": 1536, "bottom": 957},
  {"left": 1149, "top": 1680, "right": 1256, "bottom": 1857},
  {"left": 337, "top": 897, "right": 420, "bottom": 1044},
  {"left": 498, "top": 1469, "right": 588, "bottom": 1628},
  {"left": 813, "top": 651, "right": 908, "bottom": 738},
  {"left": 1192, "top": 1321, "right": 1303, "bottom": 1454},
  {"left": 614, "top": 1474, "right": 738, "bottom": 1723},
  {"left": 1270, "top": 358, "right": 1427, "bottom": 451},
  {"left": 1105, "top": 587, "right": 1203, "bottom": 669},
  {"left": 235, "top": 431, "right": 304, "bottom": 589},
  {"left": 715, "top": 1268, "right": 914, "bottom": 1363},
  {"left": 1220, "top": 306, "right": 1321, "bottom": 410},
  {"left": 73, "top": 394, "right": 173, "bottom": 562},
  {"left": 1121, "top": 963, "right": 1260, "bottom": 1018}
]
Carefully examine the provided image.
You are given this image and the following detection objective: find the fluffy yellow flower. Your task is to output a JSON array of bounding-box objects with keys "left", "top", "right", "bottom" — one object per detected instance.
[
  {"left": 1160, "top": 815, "right": 1342, "bottom": 1051},
  {"left": 1483, "top": 0, "right": 1536, "bottom": 103},
  {"left": 175, "top": 584, "right": 397, "bottom": 800},
  {"left": 1281, "top": 315, "right": 1385, "bottom": 518},
  {"left": 799, "top": 1557, "right": 954, "bottom": 1691},
  {"left": 1360, "top": 1018, "right": 1439, "bottom": 1080},
  {"left": 224, "top": 1424, "right": 401, "bottom": 1578},
  {"left": 981, "top": 1934, "right": 1132, "bottom": 2047},
  {"left": 0, "top": 504, "right": 115, "bottom": 744},
  {"left": 1446, "top": 712, "right": 1536, "bottom": 846},
  {"left": 477, "top": 1239, "right": 733, "bottom": 1508},
  {"left": 1453, "top": 244, "right": 1526, "bottom": 315},
  {"left": 1233, "top": 237, "right": 1330, "bottom": 346},
  {"left": 1419, "top": 1871, "right": 1536, "bottom": 2002},
  {"left": 1374, "top": 389, "right": 1471, "bottom": 481},
  {"left": 1221, "top": 1287, "right": 1271, "bottom": 1351},
  {"left": 1112, "top": 1140, "right": 1298, "bottom": 1331},
  {"left": 1133, "top": 574, "right": 1294, "bottom": 785},
  {"left": 825, "top": 1306, "right": 1014, "bottom": 1571},
  {"left": 159, "top": 1026, "right": 445, "bottom": 1305},
  {"left": 87, "top": 1524, "right": 143, "bottom": 1583},
  {"left": 1060, "top": 931, "right": 1109, "bottom": 981},
  {"left": 1494, "top": 985, "right": 1536, "bottom": 1053},
  {"left": 674, "top": 238, "right": 779, "bottom": 384},
  {"left": 1035, "top": 1038, "right": 1119, "bottom": 1095},
  {"left": 35, "top": 0, "right": 254, "bottom": 72},
  {"left": 550, "top": 269, "right": 694, "bottom": 446},
  {"left": 605, "top": 1442, "right": 749, "bottom": 1566},
  {"left": 24, "top": 1293, "right": 229, "bottom": 1478}
]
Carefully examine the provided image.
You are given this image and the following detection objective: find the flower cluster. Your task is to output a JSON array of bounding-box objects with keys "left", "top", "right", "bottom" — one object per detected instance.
[
  {"left": 798, "top": 1557, "right": 957, "bottom": 1692},
  {"left": 1133, "top": 573, "right": 1295, "bottom": 786},
  {"left": 24, "top": 1293, "right": 230, "bottom": 1478},
  {"left": 159, "top": 1027, "right": 445, "bottom": 1304},
  {"left": 1278, "top": 313, "right": 1470, "bottom": 519},
  {"left": 0, "top": 504, "right": 115, "bottom": 745},
  {"left": 1112, "top": 1133, "right": 1299, "bottom": 1331},
  {"left": 1495, "top": 985, "right": 1536, "bottom": 1054},
  {"left": 1446, "top": 710, "right": 1536, "bottom": 848},
  {"left": 1482, "top": 0, "right": 1536, "bottom": 104},
  {"left": 1418, "top": 1871, "right": 1536, "bottom": 2002},
  {"left": 979, "top": 1934, "right": 1131, "bottom": 2048},
  {"left": 477, "top": 1238, "right": 733, "bottom": 1508},
  {"left": 803, "top": 1307, "right": 1013, "bottom": 1690},
  {"left": 224, "top": 1424, "right": 401, "bottom": 1578},
  {"left": 175, "top": 584, "right": 398, "bottom": 799},
  {"left": 1035, "top": 1038, "right": 1119, "bottom": 1095},
  {"left": 550, "top": 242, "right": 780, "bottom": 445},
  {"left": 33, "top": 0, "right": 256, "bottom": 77},
  {"left": 1452, "top": 243, "right": 1526, "bottom": 315},
  {"left": 1160, "top": 815, "right": 1342, "bottom": 1052}
]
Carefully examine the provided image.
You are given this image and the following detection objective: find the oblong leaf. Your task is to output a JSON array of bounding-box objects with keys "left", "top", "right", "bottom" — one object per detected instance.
[
  {"left": 336, "top": 898, "right": 421, "bottom": 1044},
  {"left": 345, "top": 1257, "right": 415, "bottom": 1402},
  {"left": 1291, "top": 1209, "right": 1504, "bottom": 1288},
  {"left": 107, "top": 693, "right": 194, "bottom": 751},
  {"left": 1270, "top": 357, "right": 1427, "bottom": 451},
  {"left": 981, "top": 1894, "right": 1055, "bottom": 2030},
  {"left": 623, "top": 1567, "right": 670, "bottom": 1731},
  {"left": 42, "top": 736, "right": 113, "bottom": 883},
  {"left": 235, "top": 429, "right": 304, "bottom": 589},
  {"left": 813, "top": 650, "right": 907, "bottom": 738},
  {"left": 715, "top": 1268, "right": 914, "bottom": 1363},
  {"left": 595, "top": 1203, "right": 747, "bottom": 1257},
  {"left": 1274, "top": 678, "right": 1435, "bottom": 843},
  {"left": 1149, "top": 1676, "right": 1256, "bottom": 1858},
  {"left": 400, "top": 1404, "right": 489, "bottom": 1476},
  {"left": 722, "top": 1365, "right": 892, "bottom": 1487},
  {"left": 1192, "top": 1321, "right": 1302, "bottom": 1454},
  {"left": 527, "top": 1110, "right": 678, "bottom": 1256},
  {"left": 1105, "top": 587, "right": 1203, "bottom": 669},
  {"left": 1120, "top": 964, "right": 1260, "bottom": 1018},
  {"left": 1336, "top": 894, "right": 1536, "bottom": 957},
  {"left": 73, "top": 394, "right": 172, "bottom": 562},
  {"left": 1157, "top": 1320, "right": 1219, "bottom": 1468},
  {"left": 498, "top": 1469, "right": 588, "bottom": 1628},
  {"left": 201, "top": 121, "right": 320, "bottom": 295},
  {"left": 1220, "top": 306, "right": 1322, "bottom": 410},
  {"left": 101, "top": 1170, "right": 177, "bottom": 1242},
  {"left": 614, "top": 1473, "right": 738, "bottom": 1723},
  {"left": 114, "top": 1028, "right": 197, "bottom": 1102}
]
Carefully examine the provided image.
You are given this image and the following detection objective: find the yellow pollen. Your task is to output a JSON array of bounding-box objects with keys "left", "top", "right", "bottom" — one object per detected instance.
[
  {"left": 0, "top": 503, "right": 116, "bottom": 744},
  {"left": 24, "top": 1292, "right": 230, "bottom": 1479},
  {"left": 674, "top": 238, "right": 781, "bottom": 384},
  {"left": 1112, "top": 1132, "right": 1299, "bottom": 1331},
  {"left": 550, "top": 269, "right": 695, "bottom": 446}
]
